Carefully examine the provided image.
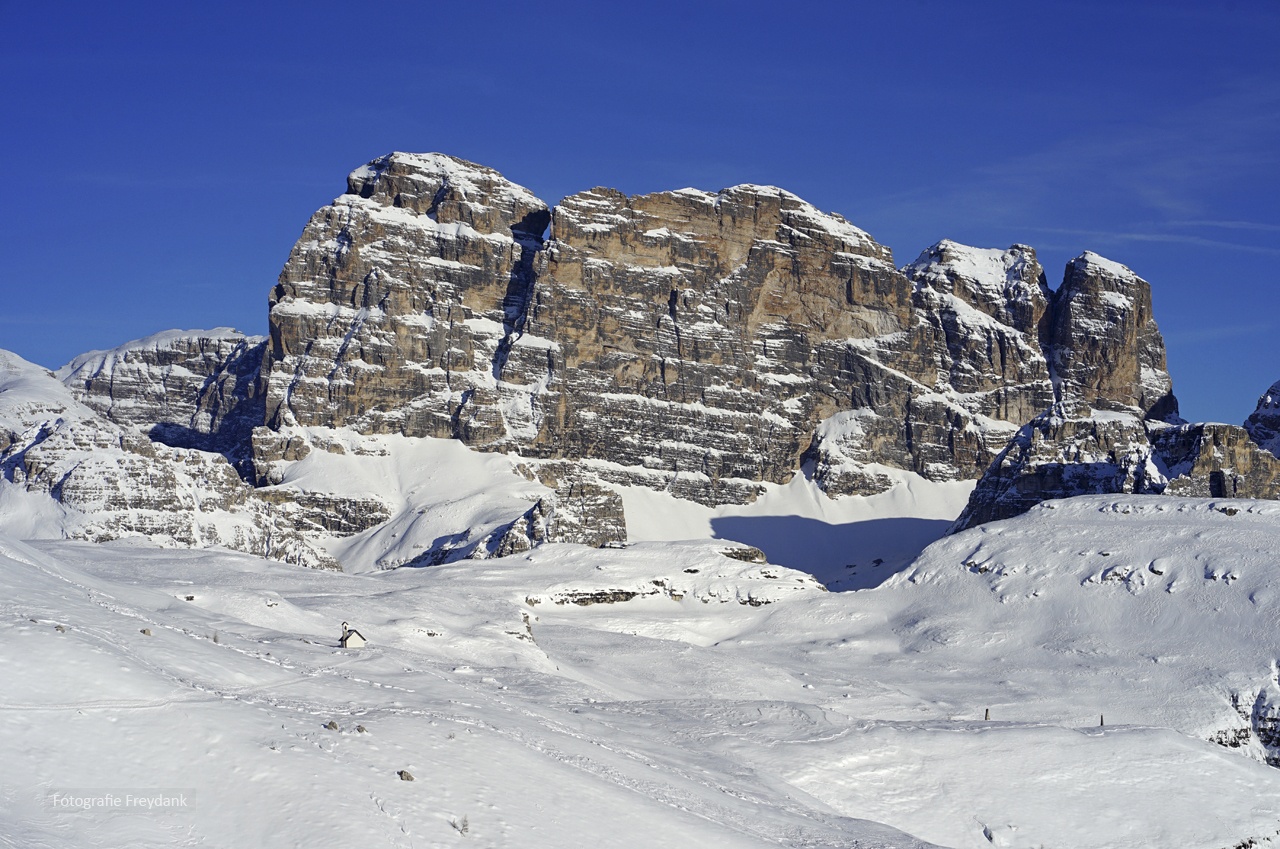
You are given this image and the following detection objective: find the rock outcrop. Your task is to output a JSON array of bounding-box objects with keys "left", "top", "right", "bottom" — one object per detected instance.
[
  {"left": 945, "top": 252, "right": 1241, "bottom": 531},
  {"left": 57, "top": 329, "right": 266, "bottom": 464},
  {"left": 11, "top": 151, "right": 1273, "bottom": 563},
  {"left": 260, "top": 152, "right": 549, "bottom": 441},
  {"left": 0, "top": 350, "right": 342, "bottom": 567},
  {"left": 260, "top": 153, "right": 1129, "bottom": 507},
  {"left": 1246, "top": 380, "right": 1280, "bottom": 459},
  {"left": 1156, "top": 421, "right": 1280, "bottom": 499},
  {"left": 953, "top": 397, "right": 1280, "bottom": 535},
  {"left": 479, "top": 480, "right": 627, "bottom": 558},
  {"left": 949, "top": 402, "right": 1169, "bottom": 530},
  {"left": 1049, "top": 252, "right": 1179, "bottom": 420}
]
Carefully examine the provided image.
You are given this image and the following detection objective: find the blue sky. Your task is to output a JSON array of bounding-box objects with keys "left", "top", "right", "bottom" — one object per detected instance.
[{"left": 2, "top": 0, "right": 1277, "bottom": 423}]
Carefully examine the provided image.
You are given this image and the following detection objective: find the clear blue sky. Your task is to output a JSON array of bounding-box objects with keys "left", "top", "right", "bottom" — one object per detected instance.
[{"left": 2, "top": 0, "right": 1277, "bottom": 424}]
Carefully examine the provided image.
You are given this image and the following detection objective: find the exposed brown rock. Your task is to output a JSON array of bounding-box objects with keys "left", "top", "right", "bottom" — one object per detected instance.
[
  {"left": 19, "top": 151, "right": 1264, "bottom": 563},
  {"left": 261, "top": 154, "right": 1100, "bottom": 508},
  {"left": 1050, "top": 252, "right": 1178, "bottom": 422},
  {"left": 261, "top": 152, "right": 549, "bottom": 438},
  {"left": 1156, "top": 422, "right": 1280, "bottom": 499},
  {"left": 480, "top": 480, "right": 627, "bottom": 557},
  {"left": 950, "top": 402, "right": 1167, "bottom": 531}
]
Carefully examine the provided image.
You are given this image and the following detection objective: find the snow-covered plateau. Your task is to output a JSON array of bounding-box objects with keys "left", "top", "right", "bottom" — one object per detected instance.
[{"left": 4, "top": 493, "right": 1280, "bottom": 848}]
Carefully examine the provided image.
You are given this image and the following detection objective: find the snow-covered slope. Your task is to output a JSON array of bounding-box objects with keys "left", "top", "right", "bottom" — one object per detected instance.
[
  {"left": 5, "top": 492, "right": 1280, "bottom": 848},
  {"left": 3, "top": 340, "right": 972, "bottom": 579},
  {"left": 269, "top": 423, "right": 974, "bottom": 579}
]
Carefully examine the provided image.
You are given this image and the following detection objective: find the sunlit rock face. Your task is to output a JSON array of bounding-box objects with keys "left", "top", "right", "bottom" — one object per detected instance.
[
  {"left": 56, "top": 328, "right": 266, "bottom": 460},
  {"left": 952, "top": 360, "right": 1280, "bottom": 533},
  {"left": 948, "top": 252, "right": 1228, "bottom": 531},
  {"left": 0, "top": 350, "right": 348, "bottom": 569},
  {"left": 1049, "top": 252, "right": 1179, "bottom": 421},
  {"left": 262, "top": 154, "right": 1136, "bottom": 506},
  {"left": 21, "top": 151, "right": 1267, "bottom": 563},
  {"left": 520, "top": 183, "right": 912, "bottom": 504},
  {"left": 260, "top": 152, "right": 550, "bottom": 439}
]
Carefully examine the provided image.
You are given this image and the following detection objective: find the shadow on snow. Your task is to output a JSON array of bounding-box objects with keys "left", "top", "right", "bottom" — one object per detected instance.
[{"left": 709, "top": 515, "right": 952, "bottom": 592}]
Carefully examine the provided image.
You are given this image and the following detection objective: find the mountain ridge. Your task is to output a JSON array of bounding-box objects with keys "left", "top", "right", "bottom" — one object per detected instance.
[{"left": 2, "top": 151, "right": 1277, "bottom": 569}]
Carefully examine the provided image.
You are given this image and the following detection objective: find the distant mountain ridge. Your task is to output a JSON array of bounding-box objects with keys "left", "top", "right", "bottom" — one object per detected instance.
[{"left": 2, "top": 151, "right": 1277, "bottom": 567}]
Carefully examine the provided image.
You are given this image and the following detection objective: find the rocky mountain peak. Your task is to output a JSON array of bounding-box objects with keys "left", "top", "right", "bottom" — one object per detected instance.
[
  {"left": 903, "top": 240, "right": 1051, "bottom": 344},
  {"left": 56, "top": 328, "right": 266, "bottom": 456},
  {"left": 13, "top": 151, "right": 1270, "bottom": 568},
  {"left": 1246, "top": 379, "right": 1280, "bottom": 459},
  {"left": 345, "top": 151, "right": 550, "bottom": 238},
  {"left": 550, "top": 182, "right": 891, "bottom": 270},
  {"left": 1050, "top": 250, "right": 1179, "bottom": 422}
]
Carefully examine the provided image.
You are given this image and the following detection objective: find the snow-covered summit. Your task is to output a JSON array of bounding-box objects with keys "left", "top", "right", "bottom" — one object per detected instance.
[
  {"left": 1246, "top": 378, "right": 1280, "bottom": 458},
  {"left": 344, "top": 151, "right": 550, "bottom": 238},
  {"left": 903, "top": 240, "right": 1047, "bottom": 300},
  {"left": 56, "top": 327, "right": 254, "bottom": 380},
  {"left": 0, "top": 348, "right": 92, "bottom": 436},
  {"left": 1069, "top": 249, "right": 1139, "bottom": 281}
]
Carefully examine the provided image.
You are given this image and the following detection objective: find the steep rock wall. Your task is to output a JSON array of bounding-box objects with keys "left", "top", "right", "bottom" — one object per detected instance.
[
  {"left": 57, "top": 328, "right": 266, "bottom": 458},
  {"left": 262, "top": 153, "right": 1147, "bottom": 507}
]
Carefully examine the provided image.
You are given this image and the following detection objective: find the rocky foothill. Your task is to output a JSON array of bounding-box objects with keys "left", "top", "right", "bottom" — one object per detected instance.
[{"left": 2, "top": 151, "right": 1276, "bottom": 567}]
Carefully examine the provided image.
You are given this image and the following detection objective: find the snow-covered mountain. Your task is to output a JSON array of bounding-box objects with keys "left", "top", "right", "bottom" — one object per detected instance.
[
  {"left": 1247, "top": 379, "right": 1280, "bottom": 459},
  {"left": 5, "top": 151, "right": 1280, "bottom": 847},
  {"left": 4, "top": 152, "right": 1278, "bottom": 570}
]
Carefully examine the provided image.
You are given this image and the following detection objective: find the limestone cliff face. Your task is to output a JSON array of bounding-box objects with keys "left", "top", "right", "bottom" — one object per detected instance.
[
  {"left": 16, "top": 151, "right": 1267, "bottom": 563},
  {"left": 57, "top": 329, "right": 266, "bottom": 458},
  {"left": 1156, "top": 422, "right": 1280, "bottom": 499},
  {"left": 261, "top": 152, "right": 549, "bottom": 440},
  {"left": 1050, "top": 253, "right": 1178, "bottom": 421},
  {"left": 263, "top": 154, "right": 1118, "bottom": 506},
  {"left": 0, "top": 350, "right": 348, "bottom": 568},
  {"left": 519, "top": 183, "right": 911, "bottom": 503},
  {"left": 948, "top": 252, "right": 1219, "bottom": 531},
  {"left": 951, "top": 393, "right": 1279, "bottom": 533}
]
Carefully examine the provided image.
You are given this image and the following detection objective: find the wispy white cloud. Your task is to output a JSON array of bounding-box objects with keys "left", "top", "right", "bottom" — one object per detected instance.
[
  {"left": 1164, "top": 220, "right": 1280, "bottom": 233},
  {"left": 1022, "top": 227, "right": 1280, "bottom": 256},
  {"left": 861, "top": 77, "right": 1280, "bottom": 241}
]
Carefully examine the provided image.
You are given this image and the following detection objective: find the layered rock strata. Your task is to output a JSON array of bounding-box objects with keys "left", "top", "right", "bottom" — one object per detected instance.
[
  {"left": 13, "top": 151, "right": 1272, "bottom": 564},
  {"left": 953, "top": 401, "right": 1280, "bottom": 532},
  {"left": 1156, "top": 422, "right": 1280, "bottom": 499},
  {"left": 262, "top": 153, "right": 1133, "bottom": 506},
  {"left": 945, "top": 252, "right": 1245, "bottom": 531},
  {"left": 1, "top": 350, "right": 382, "bottom": 569},
  {"left": 260, "top": 153, "right": 550, "bottom": 441},
  {"left": 57, "top": 329, "right": 267, "bottom": 462}
]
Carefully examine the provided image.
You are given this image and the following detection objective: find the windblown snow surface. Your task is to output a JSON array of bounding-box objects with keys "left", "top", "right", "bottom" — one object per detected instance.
[{"left": 5, "top": 491, "right": 1280, "bottom": 847}]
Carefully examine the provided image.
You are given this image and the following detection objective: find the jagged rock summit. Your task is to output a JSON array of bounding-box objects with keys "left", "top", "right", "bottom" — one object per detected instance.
[
  {"left": 258, "top": 152, "right": 1166, "bottom": 509},
  {"left": 3, "top": 150, "right": 1276, "bottom": 568},
  {"left": 1246, "top": 379, "right": 1280, "bottom": 459}
]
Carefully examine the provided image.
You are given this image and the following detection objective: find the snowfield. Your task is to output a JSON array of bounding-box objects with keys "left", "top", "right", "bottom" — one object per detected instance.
[{"left": 5, "top": 493, "right": 1280, "bottom": 847}]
